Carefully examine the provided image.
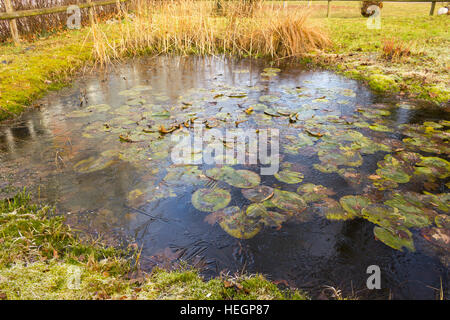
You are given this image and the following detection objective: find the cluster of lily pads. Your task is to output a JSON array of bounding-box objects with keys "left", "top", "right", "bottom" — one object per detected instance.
[{"left": 65, "top": 66, "right": 449, "bottom": 253}]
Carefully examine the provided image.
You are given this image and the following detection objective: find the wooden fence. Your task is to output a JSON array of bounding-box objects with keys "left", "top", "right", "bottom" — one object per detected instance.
[
  {"left": 0, "top": 0, "right": 448, "bottom": 44},
  {"left": 1, "top": 0, "right": 129, "bottom": 43},
  {"left": 321, "top": 0, "right": 448, "bottom": 17}
]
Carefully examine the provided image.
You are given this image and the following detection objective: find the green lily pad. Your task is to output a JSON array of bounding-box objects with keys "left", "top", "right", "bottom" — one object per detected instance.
[
  {"left": 86, "top": 104, "right": 111, "bottom": 112},
  {"left": 403, "top": 136, "right": 447, "bottom": 154},
  {"left": 415, "top": 156, "right": 450, "bottom": 180},
  {"left": 206, "top": 166, "right": 260, "bottom": 189},
  {"left": 362, "top": 204, "right": 405, "bottom": 229},
  {"left": 435, "top": 214, "right": 450, "bottom": 229},
  {"left": 246, "top": 203, "right": 289, "bottom": 228},
  {"left": 262, "top": 211, "right": 289, "bottom": 228},
  {"left": 271, "top": 189, "right": 306, "bottom": 213},
  {"left": 242, "top": 186, "right": 274, "bottom": 202},
  {"left": 218, "top": 206, "right": 262, "bottom": 239},
  {"left": 192, "top": 188, "right": 231, "bottom": 212},
  {"left": 296, "top": 183, "right": 335, "bottom": 203},
  {"left": 368, "top": 123, "right": 393, "bottom": 132},
  {"left": 246, "top": 203, "right": 267, "bottom": 219},
  {"left": 384, "top": 192, "right": 435, "bottom": 228},
  {"left": 318, "top": 147, "right": 363, "bottom": 168},
  {"left": 274, "top": 169, "right": 304, "bottom": 184},
  {"left": 374, "top": 226, "right": 415, "bottom": 252},
  {"left": 259, "top": 95, "right": 280, "bottom": 103},
  {"left": 249, "top": 103, "right": 268, "bottom": 111},
  {"left": 163, "top": 165, "right": 205, "bottom": 186},
  {"left": 313, "top": 163, "right": 338, "bottom": 173},
  {"left": 319, "top": 198, "right": 353, "bottom": 220},
  {"left": 225, "top": 170, "right": 260, "bottom": 188},
  {"left": 422, "top": 192, "right": 450, "bottom": 213},
  {"left": 126, "top": 98, "right": 146, "bottom": 106},
  {"left": 263, "top": 67, "right": 281, "bottom": 73},
  {"left": 340, "top": 88, "right": 356, "bottom": 97},
  {"left": 340, "top": 195, "right": 372, "bottom": 217},
  {"left": 73, "top": 157, "right": 115, "bottom": 173},
  {"left": 376, "top": 154, "right": 411, "bottom": 184}
]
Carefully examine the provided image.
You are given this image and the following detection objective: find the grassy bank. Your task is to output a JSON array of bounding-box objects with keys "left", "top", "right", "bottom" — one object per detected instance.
[
  {"left": 0, "top": 1, "right": 448, "bottom": 121},
  {"left": 0, "top": 28, "right": 93, "bottom": 120},
  {"left": 318, "top": 2, "right": 450, "bottom": 103},
  {"left": 0, "top": 191, "right": 307, "bottom": 300}
]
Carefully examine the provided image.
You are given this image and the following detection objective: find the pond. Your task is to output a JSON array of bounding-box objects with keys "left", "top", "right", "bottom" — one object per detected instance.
[{"left": 0, "top": 56, "right": 448, "bottom": 299}]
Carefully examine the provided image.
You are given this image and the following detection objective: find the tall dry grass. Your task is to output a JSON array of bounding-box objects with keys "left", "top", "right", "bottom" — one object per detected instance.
[{"left": 91, "top": 0, "right": 330, "bottom": 66}]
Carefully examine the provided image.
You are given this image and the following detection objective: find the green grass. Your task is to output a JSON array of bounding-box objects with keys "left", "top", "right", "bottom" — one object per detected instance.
[
  {"left": 314, "top": 2, "right": 449, "bottom": 102},
  {"left": 0, "top": 2, "right": 448, "bottom": 121},
  {"left": 0, "top": 191, "right": 308, "bottom": 300}
]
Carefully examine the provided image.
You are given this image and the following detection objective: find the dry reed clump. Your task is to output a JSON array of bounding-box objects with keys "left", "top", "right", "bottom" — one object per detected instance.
[
  {"left": 91, "top": 0, "right": 330, "bottom": 66},
  {"left": 381, "top": 38, "right": 412, "bottom": 61}
]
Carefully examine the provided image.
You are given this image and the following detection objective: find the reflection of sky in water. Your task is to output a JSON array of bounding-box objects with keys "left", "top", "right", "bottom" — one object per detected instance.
[{"left": 0, "top": 56, "right": 448, "bottom": 299}]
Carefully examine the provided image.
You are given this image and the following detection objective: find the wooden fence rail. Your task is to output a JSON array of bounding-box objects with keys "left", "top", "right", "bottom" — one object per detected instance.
[
  {"left": 320, "top": 0, "right": 448, "bottom": 17},
  {"left": 0, "top": 0, "right": 448, "bottom": 44}
]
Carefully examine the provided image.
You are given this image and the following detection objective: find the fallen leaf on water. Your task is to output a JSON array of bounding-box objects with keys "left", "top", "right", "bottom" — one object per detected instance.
[
  {"left": 305, "top": 129, "right": 323, "bottom": 137},
  {"left": 244, "top": 107, "right": 254, "bottom": 114}
]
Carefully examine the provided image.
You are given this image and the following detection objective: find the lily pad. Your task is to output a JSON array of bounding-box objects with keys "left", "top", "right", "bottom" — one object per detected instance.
[
  {"left": 435, "top": 214, "right": 450, "bottom": 229},
  {"left": 73, "top": 157, "right": 115, "bottom": 173},
  {"left": 415, "top": 156, "right": 450, "bottom": 180},
  {"left": 384, "top": 192, "right": 435, "bottom": 228},
  {"left": 274, "top": 169, "right": 304, "bottom": 184},
  {"left": 271, "top": 189, "right": 306, "bottom": 213},
  {"left": 206, "top": 166, "right": 260, "bottom": 189},
  {"left": 225, "top": 170, "right": 260, "bottom": 188},
  {"left": 86, "top": 104, "right": 111, "bottom": 112},
  {"left": 218, "top": 206, "right": 262, "bottom": 239},
  {"left": 340, "top": 195, "right": 372, "bottom": 217},
  {"left": 191, "top": 188, "right": 231, "bottom": 212},
  {"left": 246, "top": 203, "right": 268, "bottom": 219},
  {"left": 368, "top": 123, "right": 393, "bottom": 132},
  {"left": 242, "top": 186, "right": 274, "bottom": 202},
  {"left": 246, "top": 203, "right": 289, "bottom": 228},
  {"left": 296, "top": 183, "right": 335, "bottom": 203},
  {"left": 376, "top": 154, "right": 411, "bottom": 184},
  {"left": 263, "top": 67, "right": 281, "bottom": 73},
  {"left": 259, "top": 95, "right": 280, "bottom": 103},
  {"left": 319, "top": 198, "right": 353, "bottom": 220},
  {"left": 362, "top": 204, "right": 405, "bottom": 229},
  {"left": 374, "top": 226, "right": 415, "bottom": 252}
]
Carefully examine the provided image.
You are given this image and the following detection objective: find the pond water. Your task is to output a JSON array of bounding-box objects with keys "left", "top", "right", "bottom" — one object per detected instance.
[{"left": 0, "top": 56, "right": 448, "bottom": 299}]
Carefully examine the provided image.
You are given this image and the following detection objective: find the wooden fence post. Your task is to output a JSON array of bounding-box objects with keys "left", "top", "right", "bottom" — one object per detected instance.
[
  {"left": 429, "top": 1, "right": 436, "bottom": 15},
  {"left": 116, "top": 0, "right": 122, "bottom": 13},
  {"left": 327, "top": 1, "right": 331, "bottom": 18},
  {"left": 4, "top": 0, "right": 19, "bottom": 44},
  {"left": 87, "top": 0, "right": 96, "bottom": 25}
]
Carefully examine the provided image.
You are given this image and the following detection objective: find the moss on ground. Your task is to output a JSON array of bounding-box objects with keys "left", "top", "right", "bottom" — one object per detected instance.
[{"left": 0, "top": 191, "right": 308, "bottom": 300}]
